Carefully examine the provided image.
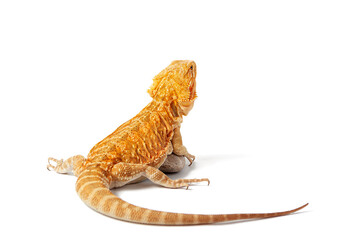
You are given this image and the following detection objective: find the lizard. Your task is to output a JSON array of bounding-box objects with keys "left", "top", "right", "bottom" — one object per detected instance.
[{"left": 47, "top": 60, "right": 308, "bottom": 225}]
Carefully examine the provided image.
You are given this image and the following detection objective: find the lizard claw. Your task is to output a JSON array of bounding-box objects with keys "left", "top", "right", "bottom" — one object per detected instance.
[
  {"left": 185, "top": 153, "right": 195, "bottom": 166},
  {"left": 47, "top": 157, "right": 63, "bottom": 171}
]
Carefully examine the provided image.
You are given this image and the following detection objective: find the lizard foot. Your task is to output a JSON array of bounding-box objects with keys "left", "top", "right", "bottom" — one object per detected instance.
[
  {"left": 47, "top": 157, "right": 64, "bottom": 171},
  {"left": 47, "top": 155, "right": 84, "bottom": 174},
  {"left": 174, "top": 178, "right": 210, "bottom": 190}
]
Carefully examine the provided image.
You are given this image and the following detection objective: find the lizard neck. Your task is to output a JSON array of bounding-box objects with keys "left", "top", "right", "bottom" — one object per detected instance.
[{"left": 148, "top": 99, "right": 183, "bottom": 128}]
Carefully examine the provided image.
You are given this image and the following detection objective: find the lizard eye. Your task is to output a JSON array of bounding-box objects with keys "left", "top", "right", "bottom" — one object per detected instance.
[{"left": 190, "top": 66, "right": 193, "bottom": 70}]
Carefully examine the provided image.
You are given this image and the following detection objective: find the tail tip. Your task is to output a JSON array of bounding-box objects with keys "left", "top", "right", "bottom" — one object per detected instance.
[{"left": 295, "top": 203, "right": 309, "bottom": 212}]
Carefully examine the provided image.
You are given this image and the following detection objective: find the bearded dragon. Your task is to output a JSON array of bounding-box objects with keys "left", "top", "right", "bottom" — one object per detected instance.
[{"left": 47, "top": 60, "right": 308, "bottom": 225}]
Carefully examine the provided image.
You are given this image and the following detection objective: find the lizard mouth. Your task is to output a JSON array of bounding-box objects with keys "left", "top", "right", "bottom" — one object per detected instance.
[
  {"left": 187, "top": 63, "right": 197, "bottom": 101},
  {"left": 188, "top": 78, "right": 196, "bottom": 101}
]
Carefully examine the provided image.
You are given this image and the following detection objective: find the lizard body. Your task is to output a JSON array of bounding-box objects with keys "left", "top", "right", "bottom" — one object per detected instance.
[{"left": 48, "top": 60, "right": 307, "bottom": 225}]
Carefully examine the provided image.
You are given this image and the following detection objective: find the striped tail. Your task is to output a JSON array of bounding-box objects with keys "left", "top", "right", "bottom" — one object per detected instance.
[{"left": 76, "top": 168, "right": 308, "bottom": 225}]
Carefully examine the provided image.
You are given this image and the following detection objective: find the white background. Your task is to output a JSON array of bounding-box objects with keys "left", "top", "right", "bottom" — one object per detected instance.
[{"left": 1, "top": 0, "right": 359, "bottom": 239}]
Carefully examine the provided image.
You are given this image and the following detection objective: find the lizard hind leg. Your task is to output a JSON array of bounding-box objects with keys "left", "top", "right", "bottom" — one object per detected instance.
[
  {"left": 47, "top": 155, "right": 85, "bottom": 175},
  {"left": 111, "top": 162, "right": 209, "bottom": 189},
  {"left": 145, "top": 166, "right": 209, "bottom": 189}
]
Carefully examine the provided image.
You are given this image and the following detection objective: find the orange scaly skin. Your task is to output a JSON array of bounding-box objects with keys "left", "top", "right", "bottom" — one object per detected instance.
[{"left": 48, "top": 60, "right": 308, "bottom": 225}]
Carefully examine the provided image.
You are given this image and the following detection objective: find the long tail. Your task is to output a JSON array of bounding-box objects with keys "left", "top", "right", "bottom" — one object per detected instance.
[{"left": 76, "top": 168, "right": 308, "bottom": 225}]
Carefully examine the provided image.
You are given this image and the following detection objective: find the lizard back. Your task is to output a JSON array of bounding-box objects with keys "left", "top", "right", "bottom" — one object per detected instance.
[{"left": 86, "top": 100, "right": 181, "bottom": 168}]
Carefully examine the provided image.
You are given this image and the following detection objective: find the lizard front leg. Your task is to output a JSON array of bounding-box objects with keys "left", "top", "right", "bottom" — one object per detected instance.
[{"left": 171, "top": 127, "right": 195, "bottom": 166}]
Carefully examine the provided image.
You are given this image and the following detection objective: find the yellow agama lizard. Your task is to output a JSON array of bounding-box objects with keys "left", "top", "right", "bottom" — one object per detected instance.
[{"left": 48, "top": 60, "right": 308, "bottom": 225}]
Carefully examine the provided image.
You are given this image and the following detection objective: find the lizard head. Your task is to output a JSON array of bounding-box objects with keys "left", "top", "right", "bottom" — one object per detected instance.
[{"left": 148, "top": 60, "right": 197, "bottom": 116}]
